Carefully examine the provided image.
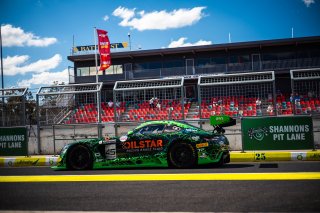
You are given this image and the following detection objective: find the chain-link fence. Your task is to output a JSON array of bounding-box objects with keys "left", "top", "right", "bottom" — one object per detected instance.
[
  {"left": 291, "top": 68, "right": 320, "bottom": 115},
  {"left": 0, "top": 88, "right": 28, "bottom": 127},
  {"left": 36, "top": 83, "right": 103, "bottom": 152},
  {"left": 113, "top": 77, "right": 185, "bottom": 123},
  {"left": 197, "top": 71, "right": 276, "bottom": 119},
  {"left": 36, "top": 83, "right": 103, "bottom": 126}
]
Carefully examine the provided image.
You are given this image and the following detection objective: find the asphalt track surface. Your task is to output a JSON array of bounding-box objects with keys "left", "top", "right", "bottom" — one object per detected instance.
[{"left": 0, "top": 162, "right": 320, "bottom": 212}]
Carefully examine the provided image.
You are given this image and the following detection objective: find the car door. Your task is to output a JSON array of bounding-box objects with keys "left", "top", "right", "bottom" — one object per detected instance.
[{"left": 120, "top": 124, "right": 167, "bottom": 157}]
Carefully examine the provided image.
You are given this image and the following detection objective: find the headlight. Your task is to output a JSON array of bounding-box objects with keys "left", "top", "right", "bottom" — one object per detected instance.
[{"left": 60, "top": 145, "right": 70, "bottom": 155}]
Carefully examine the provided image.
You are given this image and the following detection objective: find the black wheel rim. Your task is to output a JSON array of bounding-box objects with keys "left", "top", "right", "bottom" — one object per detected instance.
[
  {"left": 171, "top": 144, "right": 194, "bottom": 167},
  {"left": 69, "top": 146, "right": 91, "bottom": 170}
]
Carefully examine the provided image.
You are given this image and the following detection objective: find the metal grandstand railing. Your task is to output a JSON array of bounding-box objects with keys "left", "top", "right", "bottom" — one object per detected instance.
[
  {"left": 290, "top": 68, "right": 320, "bottom": 115},
  {"left": 290, "top": 68, "right": 320, "bottom": 79},
  {"left": 114, "top": 78, "right": 184, "bottom": 90},
  {"left": 36, "top": 83, "right": 103, "bottom": 126},
  {"left": 113, "top": 78, "right": 185, "bottom": 133},
  {"left": 0, "top": 88, "right": 28, "bottom": 127},
  {"left": 197, "top": 71, "right": 276, "bottom": 122},
  {"left": 199, "top": 71, "right": 274, "bottom": 85},
  {"left": 36, "top": 82, "right": 104, "bottom": 153}
]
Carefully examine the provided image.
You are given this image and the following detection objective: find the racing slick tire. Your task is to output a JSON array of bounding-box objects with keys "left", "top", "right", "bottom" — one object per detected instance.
[
  {"left": 168, "top": 142, "right": 197, "bottom": 169},
  {"left": 215, "top": 152, "right": 230, "bottom": 167},
  {"left": 67, "top": 145, "right": 93, "bottom": 170}
]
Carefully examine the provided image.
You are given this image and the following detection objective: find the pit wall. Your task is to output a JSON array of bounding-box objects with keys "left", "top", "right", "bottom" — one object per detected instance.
[{"left": 27, "top": 118, "right": 320, "bottom": 155}]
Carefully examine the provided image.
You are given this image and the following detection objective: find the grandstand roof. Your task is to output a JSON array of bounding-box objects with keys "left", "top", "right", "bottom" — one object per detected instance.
[{"left": 68, "top": 36, "right": 320, "bottom": 62}]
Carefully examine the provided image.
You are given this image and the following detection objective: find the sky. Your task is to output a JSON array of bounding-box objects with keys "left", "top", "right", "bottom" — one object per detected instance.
[{"left": 0, "top": 0, "right": 320, "bottom": 94}]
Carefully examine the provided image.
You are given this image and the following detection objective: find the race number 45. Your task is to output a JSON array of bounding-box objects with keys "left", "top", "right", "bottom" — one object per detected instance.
[{"left": 105, "top": 143, "right": 116, "bottom": 160}]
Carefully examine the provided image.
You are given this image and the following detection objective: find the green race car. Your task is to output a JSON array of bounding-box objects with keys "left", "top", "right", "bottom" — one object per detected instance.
[{"left": 53, "top": 116, "right": 235, "bottom": 170}]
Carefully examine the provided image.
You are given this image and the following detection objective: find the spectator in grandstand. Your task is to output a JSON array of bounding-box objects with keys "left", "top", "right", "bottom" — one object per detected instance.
[
  {"left": 276, "top": 103, "right": 282, "bottom": 115},
  {"left": 154, "top": 97, "right": 159, "bottom": 104},
  {"left": 294, "top": 93, "right": 301, "bottom": 109},
  {"left": 108, "top": 100, "right": 113, "bottom": 108},
  {"left": 294, "top": 93, "right": 300, "bottom": 102},
  {"left": 308, "top": 90, "right": 315, "bottom": 98},
  {"left": 168, "top": 107, "right": 174, "bottom": 119},
  {"left": 290, "top": 93, "right": 294, "bottom": 103},
  {"left": 267, "top": 104, "right": 273, "bottom": 114},
  {"left": 256, "top": 98, "right": 261, "bottom": 110},
  {"left": 156, "top": 102, "right": 161, "bottom": 111},
  {"left": 212, "top": 99, "right": 217, "bottom": 107},
  {"left": 149, "top": 97, "right": 155, "bottom": 108},
  {"left": 115, "top": 101, "right": 120, "bottom": 108}
]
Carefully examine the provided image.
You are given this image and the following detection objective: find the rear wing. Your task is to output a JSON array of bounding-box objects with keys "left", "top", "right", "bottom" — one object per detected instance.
[{"left": 210, "top": 115, "right": 236, "bottom": 128}]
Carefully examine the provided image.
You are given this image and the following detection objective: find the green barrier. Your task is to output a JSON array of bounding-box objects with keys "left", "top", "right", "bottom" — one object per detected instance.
[
  {"left": 0, "top": 127, "right": 28, "bottom": 156},
  {"left": 241, "top": 116, "right": 314, "bottom": 151}
]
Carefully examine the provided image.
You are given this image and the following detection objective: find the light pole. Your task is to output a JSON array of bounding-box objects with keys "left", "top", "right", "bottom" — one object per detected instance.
[
  {"left": 0, "top": 25, "right": 4, "bottom": 90},
  {"left": 128, "top": 32, "right": 131, "bottom": 50},
  {"left": 0, "top": 25, "right": 4, "bottom": 127}
]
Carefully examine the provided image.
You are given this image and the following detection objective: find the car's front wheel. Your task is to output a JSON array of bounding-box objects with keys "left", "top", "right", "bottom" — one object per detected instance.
[
  {"left": 67, "top": 145, "right": 92, "bottom": 170},
  {"left": 168, "top": 142, "right": 197, "bottom": 168}
]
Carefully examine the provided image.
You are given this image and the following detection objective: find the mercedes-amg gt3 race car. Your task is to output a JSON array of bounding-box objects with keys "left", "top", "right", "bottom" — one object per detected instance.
[{"left": 52, "top": 116, "right": 235, "bottom": 170}]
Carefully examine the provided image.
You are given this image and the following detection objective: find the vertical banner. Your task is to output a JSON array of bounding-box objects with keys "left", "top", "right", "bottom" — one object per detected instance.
[
  {"left": 241, "top": 116, "right": 314, "bottom": 150},
  {"left": 96, "top": 29, "right": 111, "bottom": 71}
]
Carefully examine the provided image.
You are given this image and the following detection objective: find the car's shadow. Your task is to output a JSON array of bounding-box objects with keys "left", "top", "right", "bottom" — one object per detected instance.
[
  {"left": 196, "top": 163, "right": 255, "bottom": 169},
  {"left": 55, "top": 163, "right": 255, "bottom": 173}
]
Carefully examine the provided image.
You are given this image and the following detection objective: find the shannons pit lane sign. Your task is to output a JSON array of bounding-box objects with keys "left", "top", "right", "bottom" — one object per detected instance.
[
  {"left": 241, "top": 116, "right": 314, "bottom": 150},
  {"left": 0, "top": 127, "right": 28, "bottom": 156}
]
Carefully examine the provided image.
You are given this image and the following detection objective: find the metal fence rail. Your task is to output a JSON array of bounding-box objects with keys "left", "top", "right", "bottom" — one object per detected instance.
[
  {"left": 291, "top": 68, "right": 320, "bottom": 115},
  {"left": 197, "top": 71, "right": 276, "bottom": 122},
  {"left": 113, "top": 78, "right": 184, "bottom": 130},
  {"left": 0, "top": 88, "right": 28, "bottom": 127},
  {"left": 36, "top": 83, "right": 103, "bottom": 152}
]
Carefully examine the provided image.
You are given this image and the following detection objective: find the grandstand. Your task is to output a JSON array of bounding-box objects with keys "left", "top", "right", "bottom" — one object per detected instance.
[
  {"left": 35, "top": 69, "right": 319, "bottom": 126},
  {"left": 2, "top": 36, "right": 320, "bottom": 154},
  {"left": 3, "top": 37, "right": 319, "bottom": 128}
]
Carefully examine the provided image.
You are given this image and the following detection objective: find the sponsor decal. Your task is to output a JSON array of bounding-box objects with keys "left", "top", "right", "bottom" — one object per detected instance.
[
  {"left": 172, "top": 126, "right": 181, "bottom": 131},
  {"left": 269, "top": 125, "right": 310, "bottom": 141},
  {"left": 309, "top": 153, "right": 320, "bottom": 161},
  {"left": 248, "top": 124, "right": 310, "bottom": 142},
  {"left": 248, "top": 127, "right": 268, "bottom": 141},
  {"left": 191, "top": 136, "right": 200, "bottom": 141},
  {"left": 120, "top": 135, "right": 128, "bottom": 142},
  {"left": 291, "top": 152, "right": 307, "bottom": 161},
  {"left": 122, "top": 139, "right": 163, "bottom": 152},
  {"left": 185, "top": 128, "right": 197, "bottom": 132},
  {"left": 199, "top": 152, "right": 207, "bottom": 158},
  {"left": 196, "top": 142, "right": 209, "bottom": 149}
]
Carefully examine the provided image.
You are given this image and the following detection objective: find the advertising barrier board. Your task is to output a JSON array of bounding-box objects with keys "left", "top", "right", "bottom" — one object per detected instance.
[
  {"left": 0, "top": 127, "right": 28, "bottom": 156},
  {"left": 241, "top": 116, "right": 314, "bottom": 150}
]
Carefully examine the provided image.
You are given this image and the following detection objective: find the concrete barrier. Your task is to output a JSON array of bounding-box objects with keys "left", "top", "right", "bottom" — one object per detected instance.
[
  {"left": 1, "top": 150, "right": 319, "bottom": 167},
  {"left": 0, "top": 156, "right": 59, "bottom": 167},
  {"left": 230, "top": 150, "right": 320, "bottom": 162}
]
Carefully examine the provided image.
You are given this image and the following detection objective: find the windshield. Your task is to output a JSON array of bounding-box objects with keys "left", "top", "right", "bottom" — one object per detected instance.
[{"left": 178, "top": 121, "right": 202, "bottom": 131}]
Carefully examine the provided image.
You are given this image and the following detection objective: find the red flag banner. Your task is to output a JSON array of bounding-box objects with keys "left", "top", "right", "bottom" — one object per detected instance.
[{"left": 97, "top": 29, "right": 111, "bottom": 71}]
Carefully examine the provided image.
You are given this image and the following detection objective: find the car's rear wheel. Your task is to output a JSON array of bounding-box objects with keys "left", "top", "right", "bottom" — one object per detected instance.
[
  {"left": 168, "top": 142, "right": 197, "bottom": 168},
  {"left": 67, "top": 145, "right": 92, "bottom": 170}
]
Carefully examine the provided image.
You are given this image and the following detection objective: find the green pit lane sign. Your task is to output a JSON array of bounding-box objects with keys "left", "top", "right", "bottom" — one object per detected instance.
[
  {"left": 0, "top": 127, "right": 28, "bottom": 156},
  {"left": 241, "top": 116, "right": 314, "bottom": 150}
]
